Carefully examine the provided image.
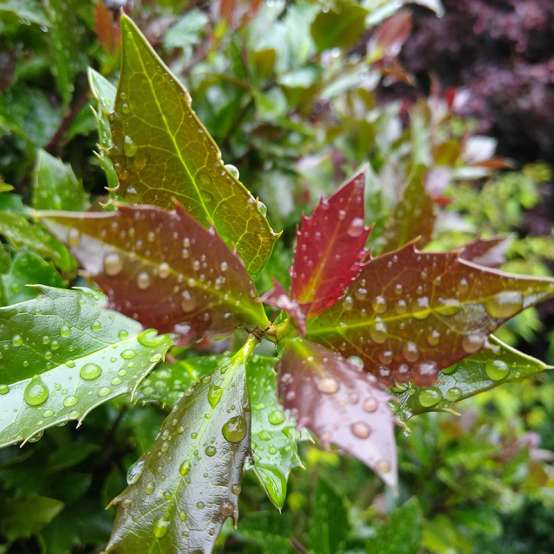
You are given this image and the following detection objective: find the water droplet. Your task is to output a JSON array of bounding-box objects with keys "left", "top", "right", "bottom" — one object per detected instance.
[
  {"left": 231, "top": 484, "right": 241, "bottom": 495},
  {"left": 256, "top": 199, "right": 267, "bottom": 216},
  {"left": 402, "top": 342, "right": 419, "bottom": 362},
  {"left": 181, "top": 290, "right": 196, "bottom": 312},
  {"left": 369, "top": 321, "right": 387, "bottom": 343},
  {"left": 378, "top": 350, "right": 393, "bottom": 364},
  {"left": 268, "top": 410, "right": 285, "bottom": 425},
  {"left": 104, "top": 252, "right": 123, "bottom": 276},
  {"left": 60, "top": 325, "right": 71, "bottom": 338},
  {"left": 372, "top": 296, "right": 387, "bottom": 314},
  {"left": 12, "top": 335, "right": 23, "bottom": 347},
  {"left": 208, "top": 384, "right": 223, "bottom": 408},
  {"left": 355, "top": 287, "right": 368, "bottom": 300},
  {"left": 418, "top": 387, "right": 442, "bottom": 407},
  {"left": 413, "top": 297, "right": 431, "bottom": 319},
  {"left": 91, "top": 320, "right": 102, "bottom": 332},
  {"left": 179, "top": 461, "right": 191, "bottom": 476},
  {"left": 0, "top": 384, "right": 9, "bottom": 395},
  {"left": 462, "top": 334, "right": 484, "bottom": 354},
  {"left": 220, "top": 500, "right": 234, "bottom": 518},
  {"left": 351, "top": 421, "right": 371, "bottom": 439},
  {"left": 426, "top": 329, "right": 440, "bottom": 346},
  {"left": 153, "top": 517, "right": 170, "bottom": 539},
  {"left": 80, "top": 363, "right": 102, "bottom": 381},
  {"left": 485, "top": 359, "right": 510, "bottom": 381},
  {"left": 363, "top": 397, "right": 378, "bottom": 412},
  {"left": 137, "top": 272, "right": 151, "bottom": 289},
  {"left": 205, "top": 445, "right": 217, "bottom": 457},
  {"left": 485, "top": 291, "right": 523, "bottom": 319},
  {"left": 347, "top": 355, "right": 364, "bottom": 371},
  {"left": 145, "top": 482, "right": 155, "bottom": 495},
  {"left": 347, "top": 217, "right": 364, "bottom": 237},
  {"left": 222, "top": 415, "right": 247, "bottom": 443},
  {"left": 123, "top": 135, "right": 138, "bottom": 157},
  {"left": 98, "top": 387, "right": 111, "bottom": 397},
  {"left": 121, "top": 349, "right": 136, "bottom": 360},
  {"left": 317, "top": 377, "right": 339, "bottom": 394},
  {"left": 24, "top": 377, "right": 49, "bottom": 407},
  {"left": 63, "top": 395, "right": 78, "bottom": 408},
  {"left": 158, "top": 262, "right": 170, "bottom": 279},
  {"left": 127, "top": 459, "right": 144, "bottom": 484},
  {"left": 224, "top": 164, "right": 239, "bottom": 179},
  {"left": 445, "top": 387, "right": 462, "bottom": 402},
  {"left": 138, "top": 329, "right": 167, "bottom": 348}
]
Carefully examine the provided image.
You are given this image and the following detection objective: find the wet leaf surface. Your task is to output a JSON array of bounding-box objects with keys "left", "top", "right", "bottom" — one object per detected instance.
[
  {"left": 41, "top": 202, "right": 269, "bottom": 337},
  {"left": 261, "top": 280, "right": 306, "bottom": 334},
  {"left": 278, "top": 339, "right": 397, "bottom": 487},
  {"left": 290, "top": 167, "right": 370, "bottom": 317},
  {"left": 306, "top": 243, "right": 554, "bottom": 386},
  {"left": 106, "top": 337, "right": 254, "bottom": 554},
  {"left": 459, "top": 237, "right": 512, "bottom": 268},
  {"left": 109, "top": 15, "right": 279, "bottom": 274},
  {"left": 246, "top": 355, "right": 302, "bottom": 509},
  {"left": 0, "top": 287, "right": 172, "bottom": 447}
]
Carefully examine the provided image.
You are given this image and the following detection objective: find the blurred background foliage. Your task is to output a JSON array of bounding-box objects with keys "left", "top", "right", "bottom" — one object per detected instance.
[{"left": 1, "top": 1, "right": 554, "bottom": 552}]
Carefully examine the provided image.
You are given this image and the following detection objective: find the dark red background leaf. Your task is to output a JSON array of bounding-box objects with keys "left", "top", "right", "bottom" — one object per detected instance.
[{"left": 460, "top": 236, "right": 512, "bottom": 268}]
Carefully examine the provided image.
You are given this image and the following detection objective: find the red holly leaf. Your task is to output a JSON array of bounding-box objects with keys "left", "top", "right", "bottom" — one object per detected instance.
[
  {"left": 278, "top": 339, "right": 397, "bottom": 487},
  {"left": 460, "top": 237, "right": 512, "bottom": 268},
  {"left": 261, "top": 280, "right": 306, "bottom": 335},
  {"left": 290, "top": 166, "right": 370, "bottom": 317},
  {"left": 40, "top": 203, "right": 268, "bottom": 338},
  {"left": 306, "top": 242, "right": 554, "bottom": 387}
]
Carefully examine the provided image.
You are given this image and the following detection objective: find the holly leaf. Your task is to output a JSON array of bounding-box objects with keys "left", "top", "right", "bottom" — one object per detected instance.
[
  {"left": 88, "top": 68, "right": 118, "bottom": 191},
  {"left": 32, "top": 149, "right": 88, "bottom": 211},
  {"left": 106, "top": 336, "right": 255, "bottom": 553},
  {"left": 1, "top": 250, "right": 64, "bottom": 305},
  {"left": 246, "top": 355, "right": 302, "bottom": 509},
  {"left": 0, "top": 212, "right": 76, "bottom": 275},
  {"left": 261, "top": 280, "right": 306, "bottom": 334},
  {"left": 109, "top": 14, "right": 279, "bottom": 274},
  {"left": 366, "top": 498, "right": 422, "bottom": 554},
  {"left": 290, "top": 167, "right": 370, "bottom": 317},
  {"left": 380, "top": 168, "right": 434, "bottom": 254},
  {"left": 402, "top": 336, "right": 550, "bottom": 415},
  {"left": 278, "top": 339, "right": 397, "bottom": 487},
  {"left": 309, "top": 479, "right": 350, "bottom": 554},
  {"left": 460, "top": 237, "right": 512, "bottom": 268},
  {"left": 137, "top": 355, "right": 223, "bottom": 409},
  {"left": 0, "top": 287, "right": 172, "bottom": 447},
  {"left": 306, "top": 243, "right": 554, "bottom": 386},
  {"left": 40, "top": 202, "right": 269, "bottom": 337}
]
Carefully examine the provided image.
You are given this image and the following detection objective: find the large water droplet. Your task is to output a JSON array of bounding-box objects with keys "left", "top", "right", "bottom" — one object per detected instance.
[
  {"left": 137, "top": 272, "right": 151, "bottom": 289},
  {"left": 485, "top": 359, "right": 510, "bottom": 381},
  {"left": 24, "top": 376, "right": 49, "bottom": 407},
  {"left": 158, "top": 262, "right": 170, "bottom": 279},
  {"left": 63, "top": 395, "right": 78, "bottom": 408},
  {"left": 485, "top": 291, "right": 523, "bottom": 319},
  {"left": 205, "top": 445, "right": 217, "bottom": 457},
  {"left": 317, "top": 376, "right": 339, "bottom": 394},
  {"left": 126, "top": 459, "right": 145, "bottom": 485},
  {"left": 179, "top": 461, "right": 191, "bottom": 476},
  {"left": 138, "top": 329, "right": 166, "bottom": 348},
  {"left": 224, "top": 164, "right": 240, "bottom": 179},
  {"left": 347, "top": 217, "right": 364, "bottom": 237},
  {"left": 268, "top": 410, "right": 285, "bottom": 425},
  {"left": 363, "top": 397, "right": 378, "bottom": 413},
  {"left": 350, "top": 421, "right": 371, "bottom": 439},
  {"left": 418, "top": 387, "right": 442, "bottom": 407},
  {"left": 207, "top": 384, "right": 223, "bottom": 408},
  {"left": 222, "top": 415, "right": 247, "bottom": 443},
  {"left": 80, "top": 363, "right": 102, "bottom": 381},
  {"left": 462, "top": 334, "right": 484, "bottom": 354},
  {"left": 104, "top": 252, "right": 123, "bottom": 276},
  {"left": 445, "top": 387, "right": 462, "bottom": 402}
]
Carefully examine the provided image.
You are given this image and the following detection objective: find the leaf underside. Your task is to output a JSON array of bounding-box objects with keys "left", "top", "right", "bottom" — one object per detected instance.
[
  {"left": 106, "top": 338, "right": 254, "bottom": 554},
  {"left": 278, "top": 339, "right": 397, "bottom": 487},
  {"left": 41, "top": 203, "right": 268, "bottom": 338},
  {"left": 306, "top": 242, "right": 554, "bottom": 387},
  {"left": 0, "top": 287, "right": 172, "bottom": 447},
  {"left": 109, "top": 14, "right": 279, "bottom": 274}
]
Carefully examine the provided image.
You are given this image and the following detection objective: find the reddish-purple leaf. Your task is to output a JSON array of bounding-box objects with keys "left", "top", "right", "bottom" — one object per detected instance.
[
  {"left": 40, "top": 203, "right": 269, "bottom": 338},
  {"left": 290, "top": 166, "right": 370, "bottom": 317},
  {"left": 261, "top": 280, "right": 306, "bottom": 335},
  {"left": 278, "top": 339, "right": 397, "bottom": 487},
  {"left": 460, "top": 237, "right": 512, "bottom": 268},
  {"left": 380, "top": 168, "right": 434, "bottom": 254},
  {"left": 306, "top": 242, "right": 554, "bottom": 387}
]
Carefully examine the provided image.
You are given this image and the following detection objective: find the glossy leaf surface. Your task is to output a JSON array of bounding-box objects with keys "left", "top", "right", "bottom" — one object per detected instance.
[
  {"left": 278, "top": 339, "right": 397, "bottom": 487},
  {"left": 290, "top": 167, "right": 370, "bottom": 317},
  {"left": 380, "top": 168, "right": 434, "bottom": 254},
  {"left": 403, "top": 336, "right": 549, "bottom": 415},
  {"left": 41, "top": 203, "right": 269, "bottom": 337},
  {"left": 32, "top": 149, "right": 88, "bottom": 211},
  {"left": 0, "top": 287, "right": 172, "bottom": 447},
  {"left": 246, "top": 355, "right": 302, "bottom": 509},
  {"left": 110, "top": 15, "right": 278, "bottom": 273},
  {"left": 307, "top": 243, "right": 554, "bottom": 386},
  {"left": 0, "top": 212, "right": 76, "bottom": 275},
  {"left": 1, "top": 250, "right": 64, "bottom": 305},
  {"left": 106, "top": 337, "right": 254, "bottom": 554},
  {"left": 261, "top": 280, "right": 306, "bottom": 334},
  {"left": 460, "top": 237, "right": 511, "bottom": 268}
]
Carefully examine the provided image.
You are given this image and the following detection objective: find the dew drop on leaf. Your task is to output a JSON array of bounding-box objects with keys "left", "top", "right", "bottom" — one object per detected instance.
[
  {"left": 418, "top": 387, "right": 442, "bottom": 407},
  {"left": 220, "top": 500, "right": 234, "bottom": 518},
  {"left": 63, "top": 395, "right": 78, "bottom": 408},
  {"left": 316, "top": 377, "right": 339, "bottom": 394},
  {"left": 179, "top": 461, "right": 191, "bottom": 476},
  {"left": 462, "top": 334, "right": 485, "bottom": 354},
  {"left": 24, "top": 376, "right": 49, "bottom": 407},
  {"left": 12, "top": 335, "right": 23, "bottom": 347},
  {"left": 350, "top": 421, "right": 371, "bottom": 439},
  {"left": 207, "top": 384, "right": 223, "bottom": 408},
  {"left": 126, "top": 459, "right": 145, "bottom": 485},
  {"left": 123, "top": 135, "right": 138, "bottom": 157},
  {"left": 267, "top": 410, "right": 285, "bottom": 426},
  {"left": 372, "top": 295, "right": 387, "bottom": 313},
  {"left": 205, "top": 445, "right": 217, "bottom": 457},
  {"left": 137, "top": 329, "right": 166, "bottom": 348},
  {"left": 158, "top": 262, "right": 170, "bottom": 279},
  {"left": 485, "top": 359, "right": 510, "bottom": 381},
  {"left": 0, "top": 384, "right": 9, "bottom": 395},
  {"left": 363, "top": 397, "right": 378, "bottom": 413},
  {"left": 137, "top": 271, "right": 151, "bottom": 289},
  {"left": 347, "top": 217, "right": 364, "bottom": 237},
  {"left": 121, "top": 349, "right": 136, "bottom": 360},
  {"left": 80, "top": 363, "right": 102, "bottom": 381},
  {"left": 98, "top": 386, "right": 111, "bottom": 397},
  {"left": 484, "top": 291, "right": 523, "bottom": 319},
  {"left": 180, "top": 290, "right": 196, "bottom": 312},
  {"left": 222, "top": 415, "right": 247, "bottom": 443},
  {"left": 445, "top": 387, "right": 462, "bottom": 401},
  {"left": 224, "top": 164, "right": 239, "bottom": 179},
  {"left": 104, "top": 252, "right": 123, "bottom": 276}
]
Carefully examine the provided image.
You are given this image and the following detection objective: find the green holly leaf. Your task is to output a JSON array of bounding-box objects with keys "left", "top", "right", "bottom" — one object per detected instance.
[
  {"left": 246, "top": 355, "right": 302, "bottom": 509},
  {"left": 110, "top": 15, "right": 279, "bottom": 274},
  {"left": 32, "top": 149, "right": 88, "bottom": 211},
  {"left": 366, "top": 498, "right": 423, "bottom": 554},
  {"left": 137, "top": 355, "right": 223, "bottom": 408},
  {"left": 106, "top": 336, "right": 255, "bottom": 553},
  {"left": 1, "top": 250, "right": 64, "bottom": 305},
  {"left": 309, "top": 479, "right": 350, "bottom": 554},
  {"left": 402, "top": 336, "right": 550, "bottom": 415},
  {"left": 88, "top": 68, "right": 119, "bottom": 191},
  {"left": 0, "top": 287, "right": 172, "bottom": 447},
  {"left": 0, "top": 212, "right": 76, "bottom": 275}
]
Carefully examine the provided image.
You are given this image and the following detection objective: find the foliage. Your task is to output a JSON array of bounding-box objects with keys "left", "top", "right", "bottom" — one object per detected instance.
[{"left": 1, "top": 2, "right": 554, "bottom": 554}]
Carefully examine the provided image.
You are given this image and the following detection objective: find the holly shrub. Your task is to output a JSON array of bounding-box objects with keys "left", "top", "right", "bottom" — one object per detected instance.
[{"left": 1, "top": 2, "right": 554, "bottom": 553}]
